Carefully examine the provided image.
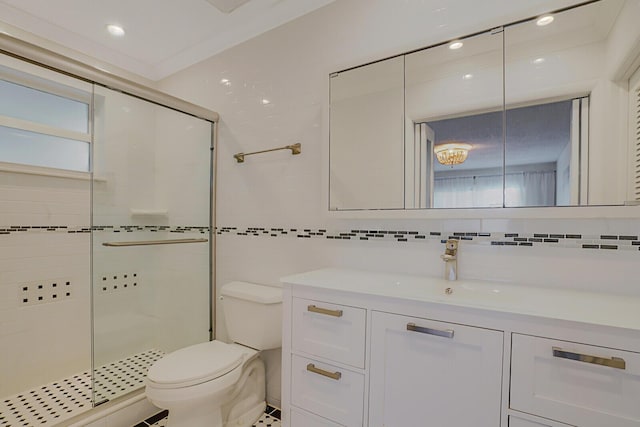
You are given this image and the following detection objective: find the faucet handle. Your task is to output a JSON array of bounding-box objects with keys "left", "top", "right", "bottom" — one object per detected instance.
[
  {"left": 445, "top": 239, "right": 459, "bottom": 252},
  {"left": 442, "top": 239, "right": 458, "bottom": 261},
  {"left": 442, "top": 239, "right": 459, "bottom": 281}
]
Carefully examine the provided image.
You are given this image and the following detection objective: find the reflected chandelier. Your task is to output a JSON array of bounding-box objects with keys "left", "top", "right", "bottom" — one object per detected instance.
[{"left": 434, "top": 141, "right": 472, "bottom": 166}]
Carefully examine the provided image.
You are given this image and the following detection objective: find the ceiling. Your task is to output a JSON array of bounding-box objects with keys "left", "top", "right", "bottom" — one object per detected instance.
[{"left": 0, "top": 0, "right": 334, "bottom": 81}]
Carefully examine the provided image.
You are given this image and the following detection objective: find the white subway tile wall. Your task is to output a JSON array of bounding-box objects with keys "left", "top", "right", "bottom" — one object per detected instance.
[
  {"left": 158, "top": 0, "right": 640, "bottom": 406},
  {"left": 0, "top": 172, "right": 91, "bottom": 398}
]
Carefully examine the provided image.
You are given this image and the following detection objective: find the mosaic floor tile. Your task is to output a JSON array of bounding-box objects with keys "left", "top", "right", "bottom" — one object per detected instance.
[{"left": 0, "top": 349, "right": 163, "bottom": 426}]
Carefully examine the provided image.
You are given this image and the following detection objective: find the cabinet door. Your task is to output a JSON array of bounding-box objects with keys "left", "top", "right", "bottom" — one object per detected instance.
[{"left": 369, "top": 311, "right": 503, "bottom": 427}]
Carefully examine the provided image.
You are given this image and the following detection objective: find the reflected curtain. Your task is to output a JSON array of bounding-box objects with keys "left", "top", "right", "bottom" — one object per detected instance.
[
  {"left": 433, "top": 170, "right": 555, "bottom": 208},
  {"left": 505, "top": 170, "right": 555, "bottom": 207},
  {"left": 433, "top": 174, "right": 503, "bottom": 208}
]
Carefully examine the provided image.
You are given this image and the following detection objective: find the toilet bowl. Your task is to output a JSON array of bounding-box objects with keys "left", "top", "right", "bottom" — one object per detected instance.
[{"left": 145, "top": 281, "right": 282, "bottom": 427}]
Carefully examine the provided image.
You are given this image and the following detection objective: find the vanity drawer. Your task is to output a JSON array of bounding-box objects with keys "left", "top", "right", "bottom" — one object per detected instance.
[
  {"left": 291, "top": 354, "right": 364, "bottom": 427},
  {"left": 290, "top": 407, "right": 343, "bottom": 427},
  {"left": 511, "top": 334, "right": 640, "bottom": 427},
  {"left": 292, "top": 298, "right": 366, "bottom": 368}
]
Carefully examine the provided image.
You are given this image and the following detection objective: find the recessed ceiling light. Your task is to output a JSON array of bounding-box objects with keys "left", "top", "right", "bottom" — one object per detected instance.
[
  {"left": 449, "top": 41, "right": 464, "bottom": 50},
  {"left": 220, "top": 78, "right": 231, "bottom": 86},
  {"left": 261, "top": 99, "right": 271, "bottom": 105},
  {"left": 536, "top": 15, "right": 554, "bottom": 26},
  {"left": 532, "top": 57, "right": 546, "bottom": 65},
  {"left": 106, "top": 24, "right": 125, "bottom": 37},
  {"left": 462, "top": 73, "right": 474, "bottom": 80}
]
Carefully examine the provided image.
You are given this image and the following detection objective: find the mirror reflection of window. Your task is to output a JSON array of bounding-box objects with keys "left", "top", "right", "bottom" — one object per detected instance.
[
  {"left": 504, "top": 98, "right": 587, "bottom": 208},
  {"left": 422, "top": 98, "right": 583, "bottom": 208}
]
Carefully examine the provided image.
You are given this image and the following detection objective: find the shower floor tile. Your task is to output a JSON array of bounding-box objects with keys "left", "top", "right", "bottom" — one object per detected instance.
[
  {"left": 94, "top": 349, "right": 165, "bottom": 403},
  {"left": 0, "top": 349, "right": 164, "bottom": 427}
]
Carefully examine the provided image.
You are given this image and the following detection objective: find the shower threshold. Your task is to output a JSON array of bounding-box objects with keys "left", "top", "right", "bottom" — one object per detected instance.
[{"left": 0, "top": 349, "right": 164, "bottom": 427}]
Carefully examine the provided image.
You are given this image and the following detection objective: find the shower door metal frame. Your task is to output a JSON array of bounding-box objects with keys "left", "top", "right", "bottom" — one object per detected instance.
[{"left": 0, "top": 31, "right": 219, "bottom": 407}]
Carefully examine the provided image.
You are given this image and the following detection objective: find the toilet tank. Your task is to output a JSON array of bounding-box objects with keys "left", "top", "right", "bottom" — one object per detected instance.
[{"left": 220, "top": 281, "right": 282, "bottom": 350}]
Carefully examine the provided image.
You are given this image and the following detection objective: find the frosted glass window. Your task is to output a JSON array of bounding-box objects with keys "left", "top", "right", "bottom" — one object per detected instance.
[
  {"left": 0, "top": 125, "right": 89, "bottom": 171},
  {"left": 0, "top": 78, "right": 89, "bottom": 133}
]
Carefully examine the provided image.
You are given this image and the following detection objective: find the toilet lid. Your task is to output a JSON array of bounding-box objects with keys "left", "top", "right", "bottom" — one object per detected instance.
[{"left": 147, "top": 341, "right": 246, "bottom": 387}]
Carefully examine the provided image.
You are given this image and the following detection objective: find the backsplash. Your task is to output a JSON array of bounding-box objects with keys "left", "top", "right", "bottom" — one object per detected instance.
[{"left": 217, "top": 226, "right": 640, "bottom": 253}]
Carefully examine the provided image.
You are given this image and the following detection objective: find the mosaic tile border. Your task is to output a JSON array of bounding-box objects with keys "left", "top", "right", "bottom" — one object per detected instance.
[
  {"left": 2, "top": 224, "right": 638, "bottom": 252},
  {"left": 217, "top": 226, "right": 640, "bottom": 252},
  {"left": 0, "top": 225, "right": 210, "bottom": 235}
]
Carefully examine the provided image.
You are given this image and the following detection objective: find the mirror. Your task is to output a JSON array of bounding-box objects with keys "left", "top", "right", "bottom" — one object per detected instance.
[
  {"left": 504, "top": 0, "right": 636, "bottom": 207},
  {"left": 329, "top": 0, "right": 640, "bottom": 210},
  {"left": 405, "top": 29, "right": 504, "bottom": 209},
  {"left": 329, "top": 56, "right": 404, "bottom": 210}
]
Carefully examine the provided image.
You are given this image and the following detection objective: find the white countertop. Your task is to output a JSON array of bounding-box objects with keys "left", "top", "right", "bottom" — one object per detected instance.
[{"left": 281, "top": 268, "right": 640, "bottom": 332}]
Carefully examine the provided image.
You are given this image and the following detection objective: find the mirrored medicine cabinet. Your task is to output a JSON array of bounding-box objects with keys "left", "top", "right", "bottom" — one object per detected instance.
[{"left": 329, "top": 0, "right": 640, "bottom": 211}]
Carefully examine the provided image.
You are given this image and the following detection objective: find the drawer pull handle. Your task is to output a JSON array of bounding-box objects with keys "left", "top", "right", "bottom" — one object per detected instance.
[
  {"left": 307, "top": 305, "right": 343, "bottom": 317},
  {"left": 552, "top": 347, "right": 626, "bottom": 370},
  {"left": 306, "top": 363, "right": 342, "bottom": 380},
  {"left": 406, "top": 322, "right": 454, "bottom": 339}
]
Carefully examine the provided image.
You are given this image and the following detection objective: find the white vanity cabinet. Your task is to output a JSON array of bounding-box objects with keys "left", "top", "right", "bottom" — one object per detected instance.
[
  {"left": 368, "top": 311, "right": 503, "bottom": 426},
  {"left": 281, "top": 268, "right": 640, "bottom": 427}
]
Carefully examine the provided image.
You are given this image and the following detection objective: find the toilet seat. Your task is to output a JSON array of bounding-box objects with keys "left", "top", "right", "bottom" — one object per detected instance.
[{"left": 147, "top": 341, "right": 247, "bottom": 388}]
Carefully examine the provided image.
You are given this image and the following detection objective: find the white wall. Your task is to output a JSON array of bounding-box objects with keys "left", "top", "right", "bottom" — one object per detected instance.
[
  {"left": 0, "top": 53, "right": 93, "bottom": 397},
  {"left": 158, "top": 0, "right": 640, "bottom": 407},
  {"left": 0, "top": 171, "right": 91, "bottom": 397}
]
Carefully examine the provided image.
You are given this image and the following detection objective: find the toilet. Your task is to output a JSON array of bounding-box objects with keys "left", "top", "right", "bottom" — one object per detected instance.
[{"left": 145, "top": 281, "right": 282, "bottom": 427}]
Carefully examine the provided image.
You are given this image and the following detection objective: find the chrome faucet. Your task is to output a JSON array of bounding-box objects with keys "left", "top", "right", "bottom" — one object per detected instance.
[{"left": 440, "top": 239, "right": 459, "bottom": 281}]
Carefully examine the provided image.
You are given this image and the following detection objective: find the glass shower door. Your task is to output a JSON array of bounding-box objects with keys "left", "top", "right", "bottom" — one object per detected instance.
[{"left": 91, "top": 85, "right": 213, "bottom": 403}]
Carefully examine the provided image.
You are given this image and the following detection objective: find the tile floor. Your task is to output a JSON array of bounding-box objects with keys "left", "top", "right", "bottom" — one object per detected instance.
[
  {"left": 0, "top": 349, "right": 164, "bottom": 426},
  {"left": 137, "top": 405, "right": 282, "bottom": 427}
]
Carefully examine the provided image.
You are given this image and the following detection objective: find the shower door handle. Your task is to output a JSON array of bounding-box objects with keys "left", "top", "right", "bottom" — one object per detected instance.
[{"left": 103, "top": 238, "right": 208, "bottom": 247}]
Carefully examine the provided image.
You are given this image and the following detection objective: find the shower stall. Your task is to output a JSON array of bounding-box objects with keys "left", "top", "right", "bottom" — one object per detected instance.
[{"left": 0, "top": 38, "right": 216, "bottom": 426}]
